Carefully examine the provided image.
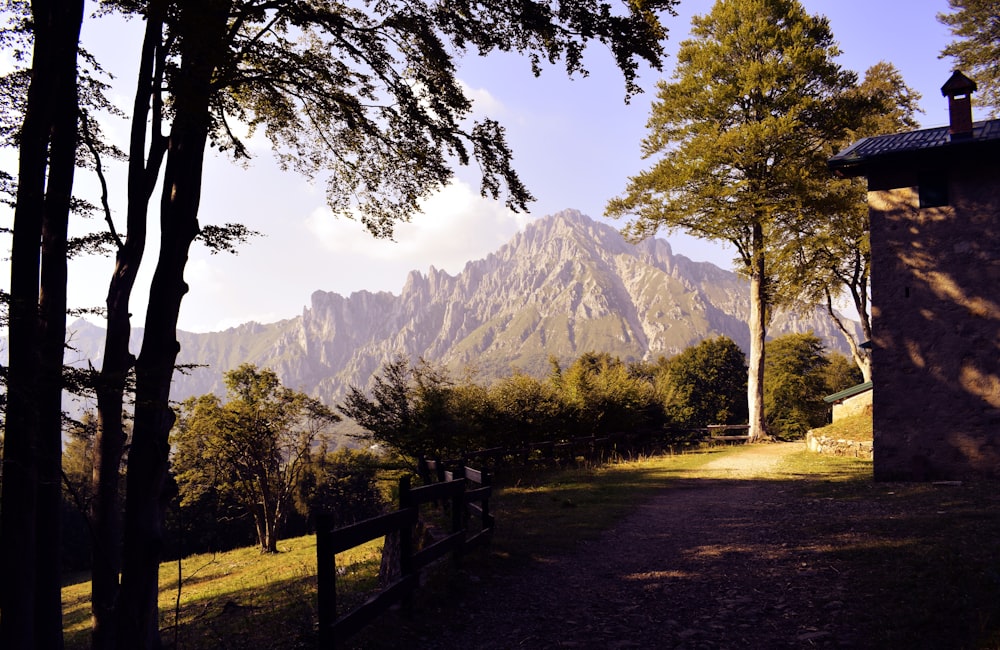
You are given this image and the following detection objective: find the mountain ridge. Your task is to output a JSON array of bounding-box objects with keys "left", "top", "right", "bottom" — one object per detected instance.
[{"left": 64, "top": 209, "right": 856, "bottom": 406}]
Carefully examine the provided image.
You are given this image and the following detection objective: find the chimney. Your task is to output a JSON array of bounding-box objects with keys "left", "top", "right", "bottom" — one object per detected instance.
[{"left": 941, "top": 70, "right": 978, "bottom": 140}]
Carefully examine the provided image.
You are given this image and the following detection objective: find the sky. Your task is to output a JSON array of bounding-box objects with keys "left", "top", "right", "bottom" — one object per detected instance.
[{"left": 2, "top": 0, "right": 982, "bottom": 333}]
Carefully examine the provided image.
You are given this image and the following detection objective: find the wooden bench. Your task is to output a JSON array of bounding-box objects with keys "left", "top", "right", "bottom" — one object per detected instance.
[{"left": 706, "top": 424, "right": 751, "bottom": 443}]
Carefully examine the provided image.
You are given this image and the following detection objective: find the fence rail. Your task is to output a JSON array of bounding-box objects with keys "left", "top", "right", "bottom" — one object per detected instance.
[
  {"left": 315, "top": 424, "right": 746, "bottom": 646},
  {"left": 316, "top": 465, "right": 493, "bottom": 648}
]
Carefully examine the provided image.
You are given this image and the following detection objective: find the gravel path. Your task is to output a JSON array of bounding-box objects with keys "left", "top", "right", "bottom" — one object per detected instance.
[{"left": 355, "top": 443, "right": 878, "bottom": 649}]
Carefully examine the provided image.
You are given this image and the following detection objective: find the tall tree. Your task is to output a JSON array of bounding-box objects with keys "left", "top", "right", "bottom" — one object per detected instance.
[
  {"left": 939, "top": 0, "right": 1000, "bottom": 115},
  {"left": 606, "top": 0, "right": 856, "bottom": 441},
  {"left": 762, "top": 332, "right": 829, "bottom": 439},
  {"left": 172, "top": 364, "right": 339, "bottom": 554},
  {"left": 657, "top": 336, "right": 747, "bottom": 430},
  {"left": 339, "top": 354, "right": 420, "bottom": 458},
  {"left": 0, "top": 0, "right": 84, "bottom": 647},
  {"left": 89, "top": 3, "right": 169, "bottom": 646},
  {"left": 783, "top": 62, "right": 921, "bottom": 382},
  {"left": 87, "top": 2, "right": 677, "bottom": 645}
]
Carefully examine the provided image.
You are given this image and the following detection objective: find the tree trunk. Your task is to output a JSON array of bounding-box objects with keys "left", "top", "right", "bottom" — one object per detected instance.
[
  {"left": 36, "top": 1, "right": 84, "bottom": 643},
  {"left": 251, "top": 502, "right": 269, "bottom": 553},
  {"left": 92, "top": 5, "right": 167, "bottom": 647},
  {"left": 116, "top": 4, "right": 232, "bottom": 646},
  {"left": 1, "top": 35, "right": 47, "bottom": 650},
  {"left": 0, "top": 1, "right": 83, "bottom": 647},
  {"left": 747, "top": 223, "right": 768, "bottom": 442},
  {"left": 255, "top": 487, "right": 281, "bottom": 553},
  {"left": 265, "top": 512, "right": 279, "bottom": 554},
  {"left": 825, "top": 294, "right": 873, "bottom": 383}
]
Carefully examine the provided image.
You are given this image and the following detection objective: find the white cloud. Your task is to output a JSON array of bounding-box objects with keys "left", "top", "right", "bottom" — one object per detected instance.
[
  {"left": 305, "top": 180, "right": 531, "bottom": 276},
  {"left": 459, "top": 80, "right": 506, "bottom": 117}
]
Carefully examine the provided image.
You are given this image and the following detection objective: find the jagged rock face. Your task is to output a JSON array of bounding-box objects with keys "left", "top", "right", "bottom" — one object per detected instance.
[{"left": 64, "top": 209, "right": 857, "bottom": 406}]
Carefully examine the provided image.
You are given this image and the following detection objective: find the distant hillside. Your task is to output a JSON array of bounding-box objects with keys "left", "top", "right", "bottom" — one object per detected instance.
[{"left": 63, "top": 209, "right": 858, "bottom": 406}]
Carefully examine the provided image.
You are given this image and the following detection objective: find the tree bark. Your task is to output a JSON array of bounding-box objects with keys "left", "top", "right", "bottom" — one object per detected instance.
[
  {"left": 92, "top": 4, "right": 168, "bottom": 647},
  {"left": 747, "top": 223, "right": 768, "bottom": 443},
  {"left": 36, "top": 1, "right": 84, "bottom": 643},
  {"left": 0, "top": 1, "right": 83, "bottom": 647},
  {"left": 824, "top": 291, "right": 873, "bottom": 383},
  {"left": 116, "top": 3, "right": 232, "bottom": 646}
]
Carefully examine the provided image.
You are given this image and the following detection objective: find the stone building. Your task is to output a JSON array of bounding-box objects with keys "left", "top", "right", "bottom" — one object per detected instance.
[
  {"left": 828, "top": 71, "right": 1000, "bottom": 480},
  {"left": 823, "top": 380, "right": 873, "bottom": 422}
]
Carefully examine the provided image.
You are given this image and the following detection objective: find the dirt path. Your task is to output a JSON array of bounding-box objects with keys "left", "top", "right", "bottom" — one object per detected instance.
[
  {"left": 697, "top": 440, "right": 805, "bottom": 477},
  {"left": 354, "top": 442, "right": 883, "bottom": 649}
]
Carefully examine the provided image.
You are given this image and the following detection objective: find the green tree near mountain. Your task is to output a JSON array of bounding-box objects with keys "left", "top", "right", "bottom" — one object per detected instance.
[
  {"left": 763, "top": 332, "right": 829, "bottom": 439},
  {"left": 780, "top": 62, "right": 921, "bottom": 382},
  {"left": 939, "top": 0, "right": 1000, "bottom": 115},
  {"left": 171, "top": 364, "right": 340, "bottom": 554},
  {"left": 339, "top": 355, "right": 446, "bottom": 460},
  {"left": 550, "top": 352, "right": 657, "bottom": 434},
  {"left": 606, "top": 0, "right": 860, "bottom": 441},
  {"left": 657, "top": 336, "right": 747, "bottom": 430},
  {"left": 342, "top": 352, "right": 666, "bottom": 458},
  {"left": 487, "top": 371, "right": 568, "bottom": 447}
]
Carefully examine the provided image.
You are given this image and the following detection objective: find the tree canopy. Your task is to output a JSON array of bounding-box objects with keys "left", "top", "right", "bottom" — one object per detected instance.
[
  {"left": 779, "top": 62, "right": 921, "bottom": 382},
  {"left": 939, "top": 0, "right": 1000, "bottom": 115},
  {"left": 606, "top": 0, "right": 857, "bottom": 440},
  {"left": 658, "top": 336, "right": 747, "bottom": 430},
  {"left": 172, "top": 364, "right": 340, "bottom": 553}
]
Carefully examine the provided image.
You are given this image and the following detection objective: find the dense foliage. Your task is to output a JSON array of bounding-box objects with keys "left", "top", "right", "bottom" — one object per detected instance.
[
  {"left": 762, "top": 332, "right": 863, "bottom": 440},
  {"left": 657, "top": 336, "right": 748, "bottom": 431},
  {"left": 171, "top": 364, "right": 341, "bottom": 553},
  {"left": 606, "top": 0, "right": 862, "bottom": 442},
  {"left": 341, "top": 339, "right": 845, "bottom": 459},
  {"left": 939, "top": 0, "right": 1000, "bottom": 115}
]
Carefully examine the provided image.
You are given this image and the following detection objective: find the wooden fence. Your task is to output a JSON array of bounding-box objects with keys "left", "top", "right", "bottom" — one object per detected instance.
[
  {"left": 459, "top": 428, "right": 702, "bottom": 469},
  {"left": 315, "top": 465, "right": 493, "bottom": 648},
  {"left": 315, "top": 425, "right": 743, "bottom": 646}
]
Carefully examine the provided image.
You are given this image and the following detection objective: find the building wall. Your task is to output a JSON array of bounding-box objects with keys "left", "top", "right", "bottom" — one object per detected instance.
[
  {"left": 868, "top": 156, "right": 1000, "bottom": 480},
  {"left": 832, "top": 389, "right": 872, "bottom": 421}
]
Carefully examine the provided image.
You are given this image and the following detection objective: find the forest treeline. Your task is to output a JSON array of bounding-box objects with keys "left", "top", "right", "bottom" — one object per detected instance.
[{"left": 55, "top": 332, "right": 859, "bottom": 570}]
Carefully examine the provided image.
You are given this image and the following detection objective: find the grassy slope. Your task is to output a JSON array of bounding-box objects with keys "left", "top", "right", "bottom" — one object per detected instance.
[
  {"left": 62, "top": 537, "right": 382, "bottom": 649},
  {"left": 810, "top": 411, "right": 874, "bottom": 442},
  {"left": 63, "top": 444, "right": 1000, "bottom": 649}
]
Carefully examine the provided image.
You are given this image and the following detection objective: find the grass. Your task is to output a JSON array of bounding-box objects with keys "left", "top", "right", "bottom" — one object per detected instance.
[
  {"left": 62, "top": 536, "right": 382, "bottom": 650},
  {"left": 486, "top": 449, "right": 722, "bottom": 560},
  {"left": 61, "top": 449, "right": 724, "bottom": 649},
  {"left": 62, "top": 444, "right": 1000, "bottom": 649},
  {"left": 810, "top": 410, "right": 874, "bottom": 442}
]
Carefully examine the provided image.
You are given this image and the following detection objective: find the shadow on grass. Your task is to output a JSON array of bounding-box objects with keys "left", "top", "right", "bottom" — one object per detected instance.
[
  {"left": 62, "top": 447, "right": 1000, "bottom": 649},
  {"left": 351, "top": 450, "right": 1000, "bottom": 649}
]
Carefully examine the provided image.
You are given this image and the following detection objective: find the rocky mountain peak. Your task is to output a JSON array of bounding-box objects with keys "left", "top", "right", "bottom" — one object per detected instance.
[{"left": 61, "top": 210, "right": 857, "bottom": 407}]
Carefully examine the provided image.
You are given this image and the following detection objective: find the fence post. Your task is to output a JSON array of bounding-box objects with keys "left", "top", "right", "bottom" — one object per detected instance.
[
  {"left": 481, "top": 471, "right": 493, "bottom": 533},
  {"left": 397, "top": 475, "right": 414, "bottom": 611},
  {"left": 417, "top": 456, "right": 431, "bottom": 486},
  {"left": 451, "top": 466, "right": 466, "bottom": 540},
  {"left": 316, "top": 513, "right": 336, "bottom": 649}
]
